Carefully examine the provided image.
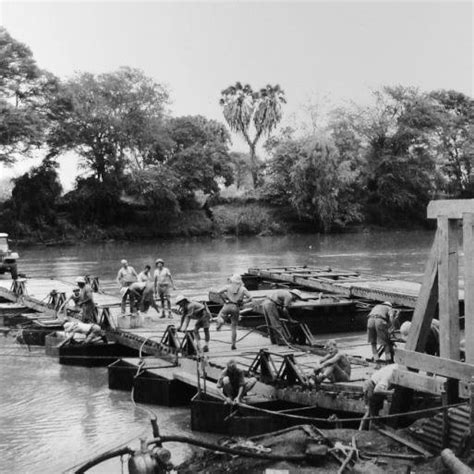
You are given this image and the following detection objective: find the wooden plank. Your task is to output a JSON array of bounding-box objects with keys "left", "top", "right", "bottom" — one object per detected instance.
[
  {"left": 374, "top": 426, "right": 433, "bottom": 457},
  {"left": 405, "top": 231, "right": 439, "bottom": 352},
  {"left": 395, "top": 349, "right": 474, "bottom": 381},
  {"left": 463, "top": 213, "right": 474, "bottom": 364},
  {"left": 428, "top": 200, "right": 474, "bottom": 219},
  {"left": 438, "top": 218, "right": 460, "bottom": 361},
  {"left": 392, "top": 368, "right": 446, "bottom": 394}
]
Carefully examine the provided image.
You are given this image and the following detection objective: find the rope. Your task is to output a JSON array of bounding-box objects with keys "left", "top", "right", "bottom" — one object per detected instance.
[{"left": 235, "top": 400, "right": 468, "bottom": 424}]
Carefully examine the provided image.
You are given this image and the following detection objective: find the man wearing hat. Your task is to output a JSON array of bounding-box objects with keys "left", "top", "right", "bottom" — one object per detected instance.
[
  {"left": 116, "top": 260, "right": 138, "bottom": 314},
  {"left": 176, "top": 295, "right": 211, "bottom": 352},
  {"left": 154, "top": 259, "right": 175, "bottom": 318},
  {"left": 76, "top": 276, "right": 97, "bottom": 323},
  {"left": 216, "top": 274, "right": 252, "bottom": 350},
  {"left": 367, "top": 301, "right": 395, "bottom": 363},
  {"left": 261, "top": 289, "right": 302, "bottom": 345}
]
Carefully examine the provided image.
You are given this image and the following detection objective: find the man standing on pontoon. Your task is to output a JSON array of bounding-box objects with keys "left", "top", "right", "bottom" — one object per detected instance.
[
  {"left": 216, "top": 274, "right": 252, "bottom": 350},
  {"left": 154, "top": 258, "right": 176, "bottom": 318},
  {"left": 116, "top": 259, "right": 138, "bottom": 314}
]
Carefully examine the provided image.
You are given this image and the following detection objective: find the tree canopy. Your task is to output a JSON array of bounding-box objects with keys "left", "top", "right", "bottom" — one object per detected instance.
[
  {"left": 220, "top": 82, "right": 286, "bottom": 187},
  {"left": 0, "top": 27, "right": 57, "bottom": 164}
]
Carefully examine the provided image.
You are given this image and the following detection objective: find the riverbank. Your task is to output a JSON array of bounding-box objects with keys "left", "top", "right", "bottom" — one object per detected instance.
[{"left": 5, "top": 201, "right": 432, "bottom": 247}]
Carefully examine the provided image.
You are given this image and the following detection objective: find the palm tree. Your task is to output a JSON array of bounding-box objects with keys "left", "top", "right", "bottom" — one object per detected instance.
[{"left": 219, "top": 82, "right": 286, "bottom": 187}]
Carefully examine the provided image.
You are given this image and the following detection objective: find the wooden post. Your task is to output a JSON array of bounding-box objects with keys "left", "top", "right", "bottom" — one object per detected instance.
[
  {"left": 438, "top": 217, "right": 460, "bottom": 361},
  {"left": 442, "top": 392, "right": 450, "bottom": 449},
  {"left": 405, "top": 230, "right": 440, "bottom": 352},
  {"left": 470, "top": 382, "right": 474, "bottom": 441},
  {"left": 463, "top": 213, "right": 474, "bottom": 364}
]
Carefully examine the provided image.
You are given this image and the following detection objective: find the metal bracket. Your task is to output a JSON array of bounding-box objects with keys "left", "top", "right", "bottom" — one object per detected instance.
[
  {"left": 249, "top": 349, "right": 278, "bottom": 384},
  {"left": 159, "top": 325, "right": 181, "bottom": 355},
  {"left": 180, "top": 330, "right": 200, "bottom": 357},
  {"left": 277, "top": 354, "right": 309, "bottom": 386}
]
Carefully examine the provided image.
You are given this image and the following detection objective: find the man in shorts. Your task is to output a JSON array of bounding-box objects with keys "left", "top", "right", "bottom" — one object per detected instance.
[
  {"left": 360, "top": 363, "right": 398, "bottom": 429},
  {"left": 312, "top": 339, "right": 351, "bottom": 383},
  {"left": 217, "top": 359, "right": 257, "bottom": 405},
  {"left": 176, "top": 295, "right": 211, "bottom": 352},
  {"left": 127, "top": 281, "right": 160, "bottom": 316},
  {"left": 116, "top": 259, "right": 138, "bottom": 314},
  {"left": 367, "top": 301, "right": 395, "bottom": 362},
  {"left": 154, "top": 258, "right": 175, "bottom": 318},
  {"left": 216, "top": 274, "right": 252, "bottom": 350}
]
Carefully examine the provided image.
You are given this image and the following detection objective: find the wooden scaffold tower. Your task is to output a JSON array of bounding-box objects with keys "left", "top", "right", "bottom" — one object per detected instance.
[{"left": 393, "top": 200, "right": 474, "bottom": 449}]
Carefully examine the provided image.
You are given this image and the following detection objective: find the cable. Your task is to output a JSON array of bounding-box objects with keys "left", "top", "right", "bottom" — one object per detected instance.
[{"left": 235, "top": 399, "right": 468, "bottom": 424}]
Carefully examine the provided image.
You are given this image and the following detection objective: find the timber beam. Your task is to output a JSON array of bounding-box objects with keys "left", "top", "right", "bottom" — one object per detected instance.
[{"left": 395, "top": 349, "right": 474, "bottom": 382}]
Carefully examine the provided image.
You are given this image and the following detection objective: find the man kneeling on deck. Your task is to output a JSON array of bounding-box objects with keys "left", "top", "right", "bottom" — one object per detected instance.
[
  {"left": 312, "top": 340, "right": 351, "bottom": 384},
  {"left": 360, "top": 363, "right": 398, "bottom": 430},
  {"left": 217, "top": 359, "right": 257, "bottom": 405},
  {"left": 62, "top": 319, "right": 103, "bottom": 345},
  {"left": 176, "top": 295, "right": 211, "bottom": 353}
]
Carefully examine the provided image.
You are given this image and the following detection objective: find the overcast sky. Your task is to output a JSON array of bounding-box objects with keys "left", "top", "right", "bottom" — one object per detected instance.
[{"left": 0, "top": 1, "right": 472, "bottom": 187}]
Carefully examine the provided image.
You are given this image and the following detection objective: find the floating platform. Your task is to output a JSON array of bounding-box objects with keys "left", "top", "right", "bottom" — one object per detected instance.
[{"left": 244, "top": 265, "right": 465, "bottom": 309}]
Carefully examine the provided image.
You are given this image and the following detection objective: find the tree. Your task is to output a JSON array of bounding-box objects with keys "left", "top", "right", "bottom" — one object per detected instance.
[
  {"left": 7, "top": 159, "right": 62, "bottom": 228},
  {"left": 47, "top": 67, "right": 169, "bottom": 183},
  {"left": 219, "top": 82, "right": 286, "bottom": 187},
  {"left": 354, "top": 87, "right": 439, "bottom": 223},
  {"left": 165, "top": 115, "right": 234, "bottom": 200},
  {"left": 265, "top": 133, "right": 363, "bottom": 231},
  {"left": 0, "top": 27, "right": 57, "bottom": 164},
  {"left": 429, "top": 90, "right": 474, "bottom": 196}
]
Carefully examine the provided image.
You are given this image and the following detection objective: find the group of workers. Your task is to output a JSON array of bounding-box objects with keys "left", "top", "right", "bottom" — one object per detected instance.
[
  {"left": 57, "top": 261, "right": 448, "bottom": 424},
  {"left": 117, "top": 259, "right": 175, "bottom": 318}
]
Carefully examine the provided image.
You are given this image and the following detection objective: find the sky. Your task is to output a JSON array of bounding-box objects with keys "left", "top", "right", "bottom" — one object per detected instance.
[{"left": 0, "top": 0, "right": 473, "bottom": 189}]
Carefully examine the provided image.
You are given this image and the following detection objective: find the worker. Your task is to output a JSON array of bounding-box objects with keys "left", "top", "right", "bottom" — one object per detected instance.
[
  {"left": 399, "top": 320, "right": 440, "bottom": 356},
  {"left": 261, "top": 289, "right": 302, "bottom": 345},
  {"left": 137, "top": 265, "right": 152, "bottom": 283},
  {"left": 154, "top": 258, "right": 176, "bottom": 318},
  {"left": 312, "top": 339, "right": 351, "bottom": 383},
  {"left": 62, "top": 319, "right": 103, "bottom": 345},
  {"left": 116, "top": 259, "right": 138, "bottom": 314},
  {"left": 360, "top": 363, "right": 398, "bottom": 430},
  {"left": 127, "top": 281, "right": 160, "bottom": 316},
  {"left": 216, "top": 359, "right": 257, "bottom": 405},
  {"left": 367, "top": 301, "right": 395, "bottom": 363},
  {"left": 216, "top": 274, "right": 252, "bottom": 350},
  {"left": 58, "top": 287, "right": 82, "bottom": 317},
  {"left": 76, "top": 276, "right": 97, "bottom": 323},
  {"left": 176, "top": 295, "right": 211, "bottom": 352}
]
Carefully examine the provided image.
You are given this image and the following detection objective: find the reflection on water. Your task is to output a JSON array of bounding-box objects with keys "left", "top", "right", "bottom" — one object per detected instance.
[{"left": 0, "top": 231, "right": 435, "bottom": 472}]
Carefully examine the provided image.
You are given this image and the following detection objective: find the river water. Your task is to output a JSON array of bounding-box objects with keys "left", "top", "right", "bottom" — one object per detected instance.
[{"left": 0, "top": 231, "right": 436, "bottom": 473}]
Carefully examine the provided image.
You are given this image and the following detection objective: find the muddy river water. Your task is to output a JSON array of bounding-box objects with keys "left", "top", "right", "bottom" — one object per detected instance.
[{"left": 0, "top": 231, "right": 436, "bottom": 472}]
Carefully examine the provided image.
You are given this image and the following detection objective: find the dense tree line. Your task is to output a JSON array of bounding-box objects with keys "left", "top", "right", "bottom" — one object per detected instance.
[{"left": 0, "top": 27, "right": 472, "bottom": 238}]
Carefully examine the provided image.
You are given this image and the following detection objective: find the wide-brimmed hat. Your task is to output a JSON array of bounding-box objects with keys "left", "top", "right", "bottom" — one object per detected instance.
[
  {"left": 175, "top": 295, "right": 188, "bottom": 305},
  {"left": 72, "top": 286, "right": 80, "bottom": 292},
  {"left": 382, "top": 301, "right": 392, "bottom": 307},
  {"left": 155, "top": 258, "right": 164, "bottom": 264},
  {"left": 76, "top": 276, "right": 86, "bottom": 284},
  {"left": 289, "top": 289, "right": 304, "bottom": 299},
  {"left": 120, "top": 259, "right": 128, "bottom": 265},
  {"left": 229, "top": 274, "right": 242, "bottom": 284}
]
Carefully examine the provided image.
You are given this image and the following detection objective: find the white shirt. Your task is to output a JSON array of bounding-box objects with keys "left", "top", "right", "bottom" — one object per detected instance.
[{"left": 371, "top": 363, "right": 397, "bottom": 391}]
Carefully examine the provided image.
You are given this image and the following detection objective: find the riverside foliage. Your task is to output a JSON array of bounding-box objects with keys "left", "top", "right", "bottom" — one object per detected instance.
[{"left": 0, "top": 28, "right": 473, "bottom": 239}]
